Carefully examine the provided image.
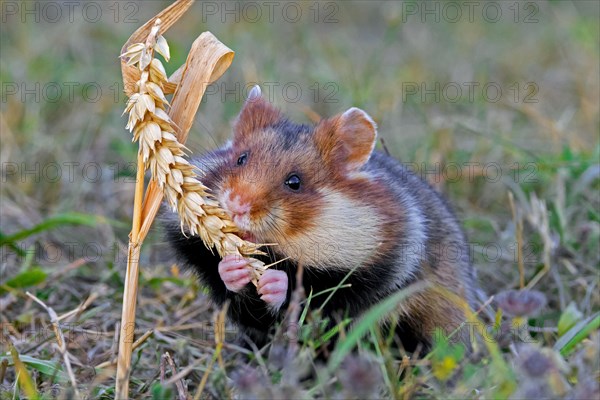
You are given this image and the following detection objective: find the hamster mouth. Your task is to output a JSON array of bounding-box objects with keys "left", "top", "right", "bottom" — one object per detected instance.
[
  {"left": 239, "top": 231, "right": 257, "bottom": 242},
  {"left": 228, "top": 214, "right": 260, "bottom": 243}
]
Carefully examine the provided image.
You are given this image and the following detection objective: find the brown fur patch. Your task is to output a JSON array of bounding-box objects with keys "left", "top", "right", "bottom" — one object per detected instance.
[
  {"left": 234, "top": 97, "right": 282, "bottom": 142},
  {"left": 395, "top": 258, "right": 473, "bottom": 347}
]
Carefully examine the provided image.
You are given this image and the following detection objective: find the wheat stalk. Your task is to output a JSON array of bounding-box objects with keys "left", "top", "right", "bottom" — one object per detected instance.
[{"left": 121, "top": 21, "right": 268, "bottom": 285}]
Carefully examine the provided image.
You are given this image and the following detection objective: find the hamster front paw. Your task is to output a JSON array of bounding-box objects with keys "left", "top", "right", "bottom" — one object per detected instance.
[
  {"left": 257, "top": 269, "right": 288, "bottom": 311},
  {"left": 218, "top": 254, "right": 252, "bottom": 292}
]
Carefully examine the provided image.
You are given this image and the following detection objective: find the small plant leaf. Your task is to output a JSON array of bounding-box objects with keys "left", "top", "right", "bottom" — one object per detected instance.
[
  {"left": 6, "top": 346, "right": 42, "bottom": 399},
  {"left": 0, "top": 355, "right": 69, "bottom": 382},
  {"left": 145, "top": 276, "right": 186, "bottom": 289},
  {"left": 430, "top": 328, "right": 466, "bottom": 382},
  {"left": 1, "top": 267, "right": 47, "bottom": 294},
  {"left": 554, "top": 312, "right": 600, "bottom": 356},
  {"left": 152, "top": 383, "right": 174, "bottom": 400},
  {"left": 557, "top": 302, "right": 583, "bottom": 337},
  {"left": 0, "top": 212, "right": 120, "bottom": 247}
]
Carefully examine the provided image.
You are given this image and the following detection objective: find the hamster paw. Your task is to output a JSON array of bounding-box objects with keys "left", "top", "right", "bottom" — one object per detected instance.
[
  {"left": 257, "top": 269, "right": 288, "bottom": 312},
  {"left": 218, "top": 254, "right": 252, "bottom": 292}
]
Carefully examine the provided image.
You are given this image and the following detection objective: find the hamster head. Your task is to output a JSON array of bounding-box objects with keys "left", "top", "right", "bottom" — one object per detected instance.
[{"left": 218, "top": 85, "right": 382, "bottom": 267}]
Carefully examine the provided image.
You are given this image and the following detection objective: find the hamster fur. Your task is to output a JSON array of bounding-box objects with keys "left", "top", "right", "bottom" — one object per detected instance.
[{"left": 164, "top": 86, "right": 478, "bottom": 352}]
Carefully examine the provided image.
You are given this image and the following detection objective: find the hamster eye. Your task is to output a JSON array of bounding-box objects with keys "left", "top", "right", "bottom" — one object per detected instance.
[
  {"left": 237, "top": 153, "right": 248, "bottom": 166},
  {"left": 285, "top": 174, "right": 301, "bottom": 191}
]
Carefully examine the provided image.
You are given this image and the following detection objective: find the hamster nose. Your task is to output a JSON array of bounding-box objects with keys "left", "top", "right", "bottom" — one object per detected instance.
[{"left": 224, "top": 193, "right": 251, "bottom": 217}]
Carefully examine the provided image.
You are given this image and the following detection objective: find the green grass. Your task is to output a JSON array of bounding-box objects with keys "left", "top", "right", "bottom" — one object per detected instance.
[{"left": 1, "top": 1, "right": 598, "bottom": 398}]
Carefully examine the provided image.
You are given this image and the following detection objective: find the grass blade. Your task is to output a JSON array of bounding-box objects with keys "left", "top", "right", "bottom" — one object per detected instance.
[
  {"left": 0, "top": 355, "right": 69, "bottom": 382},
  {"left": 328, "top": 281, "right": 428, "bottom": 371},
  {"left": 0, "top": 212, "right": 116, "bottom": 246},
  {"left": 554, "top": 312, "right": 600, "bottom": 356},
  {"left": 0, "top": 266, "right": 47, "bottom": 294},
  {"left": 8, "top": 345, "right": 40, "bottom": 399}
]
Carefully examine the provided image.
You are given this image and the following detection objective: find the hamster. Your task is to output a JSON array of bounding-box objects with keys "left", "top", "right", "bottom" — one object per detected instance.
[{"left": 164, "top": 85, "right": 478, "bottom": 352}]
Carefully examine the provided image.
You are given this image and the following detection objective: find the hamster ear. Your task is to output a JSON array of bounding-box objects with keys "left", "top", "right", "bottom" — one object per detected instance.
[
  {"left": 315, "top": 107, "right": 377, "bottom": 173},
  {"left": 233, "top": 85, "right": 282, "bottom": 140},
  {"left": 247, "top": 84, "right": 262, "bottom": 101}
]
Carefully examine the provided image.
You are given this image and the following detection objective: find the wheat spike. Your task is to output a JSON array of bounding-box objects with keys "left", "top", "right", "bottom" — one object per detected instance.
[{"left": 120, "top": 19, "right": 267, "bottom": 285}]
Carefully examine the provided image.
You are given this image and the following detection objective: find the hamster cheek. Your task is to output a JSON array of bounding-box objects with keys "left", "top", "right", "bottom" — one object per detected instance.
[
  {"left": 257, "top": 269, "right": 288, "bottom": 311},
  {"left": 218, "top": 254, "right": 252, "bottom": 292}
]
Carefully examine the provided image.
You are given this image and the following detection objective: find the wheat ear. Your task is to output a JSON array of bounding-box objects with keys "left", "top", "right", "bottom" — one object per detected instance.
[{"left": 120, "top": 20, "right": 268, "bottom": 284}]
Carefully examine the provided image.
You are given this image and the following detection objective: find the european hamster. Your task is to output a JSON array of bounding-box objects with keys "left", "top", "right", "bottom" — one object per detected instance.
[{"left": 164, "top": 85, "right": 478, "bottom": 351}]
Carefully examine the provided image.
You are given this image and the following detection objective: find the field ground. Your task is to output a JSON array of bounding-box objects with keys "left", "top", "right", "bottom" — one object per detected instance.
[{"left": 1, "top": 1, "right": 599, "bottom": 398}]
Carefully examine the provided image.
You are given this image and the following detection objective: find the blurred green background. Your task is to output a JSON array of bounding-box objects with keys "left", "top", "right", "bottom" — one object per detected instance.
[{"left": 1, "top": 0, "right": 598, "bottom": 397}]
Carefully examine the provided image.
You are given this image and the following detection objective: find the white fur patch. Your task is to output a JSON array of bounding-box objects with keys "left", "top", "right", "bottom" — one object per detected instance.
[
  {"left": 218, "top": 189, "right": 252, "bottom": 232},
  {"left": 278, "top": 189, "right": 383, "bottom": 270},
  {"left": 247, "top": 84, "right": 261, "bottom": 100},
  {"left": 342, "top": 107, "right": 378, "bottom": 131}
]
